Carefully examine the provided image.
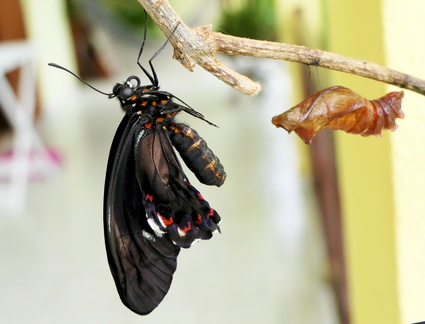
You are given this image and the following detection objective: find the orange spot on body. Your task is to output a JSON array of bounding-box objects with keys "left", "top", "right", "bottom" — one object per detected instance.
[
  {"left": 141, "top": 101, "right": 148, "bottom": 106},
  {"left": 151, "top": 101, "right": 157, "bottom": 106},
  {"left": 161, "top": 100, "right": 168, "bottom": 104},
  {"left": 169, "top": 126, "right": 192, "bottom": 137},
  {"left": 131, "top": 95, "right": 137, "bottom": 101},
  {"left": 188, "top": 138, "right": 202, "bottom": 151},
  {"left": 183, "top": 128, "right": 194, "bottom": 138},
  {"left": 145, "top": 123, "right": 152, "bottom": 128},
  {"left": 156, "top": 117, "right": 165, "bottom": 122},
  {"left": 203, "top": 160, "right": 217, "bottom": 173},
  {"left": 202, "top": 160, "right": 226, "bottom": 180}
]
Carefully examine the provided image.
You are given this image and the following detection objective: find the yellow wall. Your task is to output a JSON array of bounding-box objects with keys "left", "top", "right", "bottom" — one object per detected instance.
[
  {"left": 327, "top": 1, "right": 401, "bottom": 323},
  {"left": 315, "top": 0, "right": 425, "bottom": 323},
  {"left": 329, "top": 0, "right": 400, "bottom": 324},
  {"left": 383, "top": 1, "right": 425, "bottom": 323}
]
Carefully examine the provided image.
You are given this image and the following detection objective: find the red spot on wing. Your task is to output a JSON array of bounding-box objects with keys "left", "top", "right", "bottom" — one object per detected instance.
[
  {"left": 179, "top": 221, "right": 192, "bottom": 233},
  {"left": 196, "top": 192, "right": 204, "bottom": 200},
  {"left": 160, "top": 214, "right": 174, "bottom": 226},
  {"left": 145, "top": 194, "right": 154, "bottom": 202},
  {"left": 195, "top": 214, "right": 203, "bottom": 224},
  {"left": 206, "top": 208, "right": 215, "bottom": 218}
]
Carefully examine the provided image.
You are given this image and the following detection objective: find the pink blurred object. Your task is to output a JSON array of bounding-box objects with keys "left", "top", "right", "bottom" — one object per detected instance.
[{"left": 0, "top": 148, "right": 63, "bottom": 182}]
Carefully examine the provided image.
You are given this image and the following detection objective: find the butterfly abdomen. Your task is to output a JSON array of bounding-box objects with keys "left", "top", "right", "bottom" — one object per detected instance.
[{"left": 168, "top": 123, "right": 226, "bottom": 187}]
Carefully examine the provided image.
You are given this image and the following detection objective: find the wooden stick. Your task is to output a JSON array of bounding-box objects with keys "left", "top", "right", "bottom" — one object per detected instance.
[{"left": 138, "top": 0, "right": 425, "bottom": 97}]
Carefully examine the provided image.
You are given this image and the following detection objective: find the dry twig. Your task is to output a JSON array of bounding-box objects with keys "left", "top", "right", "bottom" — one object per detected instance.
[{"left": 138, "top": 0, "right": 425, "bottom": 97}]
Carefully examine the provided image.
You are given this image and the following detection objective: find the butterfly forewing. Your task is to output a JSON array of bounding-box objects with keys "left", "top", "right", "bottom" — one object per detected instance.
[{"left": 104, "top": 114, "right": 180, "bottom": 315}]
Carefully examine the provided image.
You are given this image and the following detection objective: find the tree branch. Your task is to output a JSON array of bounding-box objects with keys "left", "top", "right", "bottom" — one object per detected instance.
[{"left": 138, "top": 0, "right": 425, "bottom": 97}]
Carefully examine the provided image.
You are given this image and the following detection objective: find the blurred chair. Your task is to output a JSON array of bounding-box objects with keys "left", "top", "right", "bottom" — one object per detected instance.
[{"left": 0, "top": 40, "right": 58, "bottom": 216}]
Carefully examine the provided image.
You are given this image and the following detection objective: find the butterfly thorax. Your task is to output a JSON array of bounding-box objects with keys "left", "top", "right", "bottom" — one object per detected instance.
[{"left": 112, "top": 76, "right": 180, "bottom": 123}]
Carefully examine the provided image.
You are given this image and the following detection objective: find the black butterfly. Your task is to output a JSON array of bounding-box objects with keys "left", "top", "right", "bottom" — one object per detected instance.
[{"left": 49, "top": 17, "right": 225, "bottom": 316}]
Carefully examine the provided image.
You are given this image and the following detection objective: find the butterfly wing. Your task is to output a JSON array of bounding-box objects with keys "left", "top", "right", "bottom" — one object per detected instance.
[
  {"left": 104, "top": 114, "right": 180, "bottom": 315},
  {"left": 135, "top": 126, "right": 221, "bottom": 248}
]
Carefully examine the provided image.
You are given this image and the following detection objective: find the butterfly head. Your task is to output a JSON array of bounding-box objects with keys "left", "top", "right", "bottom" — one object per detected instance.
[{"left": 112, "top": 76, "right": 157, "bottom": 98}]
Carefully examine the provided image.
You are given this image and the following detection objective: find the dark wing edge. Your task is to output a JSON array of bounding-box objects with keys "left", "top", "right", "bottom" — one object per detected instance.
[{"left": 104, "top": 114, "right": 180, "bottom": 315}]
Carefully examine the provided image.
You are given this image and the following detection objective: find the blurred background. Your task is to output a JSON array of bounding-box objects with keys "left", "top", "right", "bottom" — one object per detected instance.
[{"left": 1, "top": 1, "right": 425, "bottom": 324}]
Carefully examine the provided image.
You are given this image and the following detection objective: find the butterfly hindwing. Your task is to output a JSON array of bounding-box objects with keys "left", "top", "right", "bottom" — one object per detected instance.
[
  {"left": 104, "top": 114, "right": 180, "bottom": 315},
  {"left": 135, "top": 125, "right": 221, "bottom": 248}
]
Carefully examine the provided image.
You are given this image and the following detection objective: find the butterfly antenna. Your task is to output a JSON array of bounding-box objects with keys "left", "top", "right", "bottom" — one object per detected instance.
[
  {"left": 137, "top": 10, "right": 180, "bottom": 88},
  {"left": 48, "top": 63, "right": 112, "bottom": 96},
  {"left": 137, "top": 11, "right": 156, "bottom": 86}
]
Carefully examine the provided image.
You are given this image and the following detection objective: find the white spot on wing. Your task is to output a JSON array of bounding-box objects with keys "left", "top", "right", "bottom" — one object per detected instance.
[
  {"left": 134, "top": 129, "right": 146, "bottom": 155},
  {"left": 142, "top": 230, "right": 155, "bottom": 241},
  {"left": 147, "top": 218, "right": 164, "bottom": 237},
  {"left": 156, "top": 213, "right": 167, "bottom": 229},
  {"left": 177, "top": 227, "right": 187, "bottom": 237}
]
